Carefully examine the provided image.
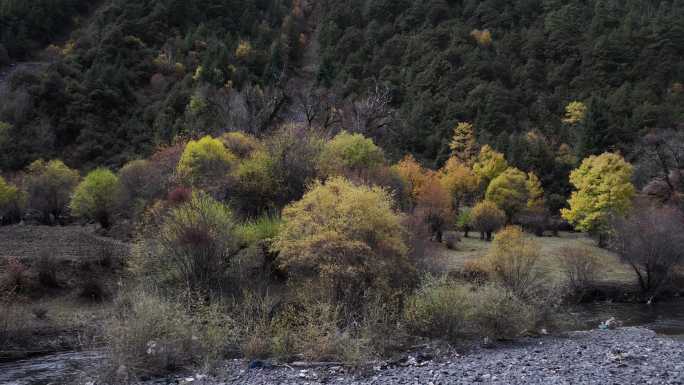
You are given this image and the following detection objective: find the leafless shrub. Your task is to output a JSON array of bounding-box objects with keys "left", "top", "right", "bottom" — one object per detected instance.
[
  {"left": 443, "top": 231, "right": 461, "bottom": 250},
  {"left": 558, "top": 246, "right": 602, "bottom": 292},
  {"left": 611, "top": 204, "right": 684, "bottom": 295},
  {"left": 2, "top": 256, "right": 28, "bottom": 292},
  {"left": 35, "top": 249, "right": 59, "bottom": 288}
]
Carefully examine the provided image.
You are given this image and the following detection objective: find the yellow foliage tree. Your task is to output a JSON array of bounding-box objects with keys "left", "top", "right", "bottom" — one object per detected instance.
[
  {"left": 70, "top": 168, "right": 122, "bottom": 229},
  {"left": 274, "top": 177, "right": 413, "bottom": 306},
  {"left": 439, "top": 157, "right": 480, "bottom": 208},
  {"left": 472, "top": 145, "right": 508, "bottom": 186},
  {"left": 232, "top": 149, "right": 279, "bottom": 214},
  {"left": 0, "top": 175, "right": 24, "bottom": 223},
  {"left": 561, "top": 153, "right": 635, "bottom": 244},
  {"left": 562, "top": 101, "right": 587, "bottom": 125},
  {"left": 526, "top": 172, "right": 545, "bottom": 209},
  {"left": 25, "top": 159, "right": 80, "bottom": 224},
  {"left": 471, "top": 201, "right": 506, "bottom": 241},
  {"left": 449, "top": 122, "right": 478, "bottom": 165},
  {"left": 177, "top": 136, "right": 236, "bottom": 187},
  {"left": 470, "top": 29, "right": 493, "bottom": 46},
  {"left": 393, "top": 155, "right": 430, "bottom": 205},
  {"left": 485, "top": 167, "right": 529, "bottom": 221},
  {"left": 318, "top": 131, "right": 385, "bottom": 177},
  {"left": 235, "top": 40, "right": 253, "bottom": 59},
  {"left": 416, "top": 173, "right": 454, "bottom": 242}
]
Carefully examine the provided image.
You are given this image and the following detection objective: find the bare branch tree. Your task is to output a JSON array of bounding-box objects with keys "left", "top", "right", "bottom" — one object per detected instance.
[
  {"left": 610, "top": 204, "right": 684, "bottom": 296},
  {"left": 637, "top": 129, "right": 684, "bottom": 200},
  {"left": 349, "top": 82, "right": 393, "bottom": 137}
]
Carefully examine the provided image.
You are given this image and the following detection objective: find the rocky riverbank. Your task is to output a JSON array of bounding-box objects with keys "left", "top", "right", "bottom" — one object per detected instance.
[
  {"left": 3, "top": 327, "right": 682, "bottom": 384},
  {"left": 134, "top": 327, "right": 683, "bottom": 385}
]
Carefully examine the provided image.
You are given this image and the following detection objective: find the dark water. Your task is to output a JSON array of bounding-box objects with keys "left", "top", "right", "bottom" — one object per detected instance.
[
  {"left": 1, "top": 300, "right": 683, "bottom": 384},
  {"left": 573, "top": 299, "right": 684, "bottom": 338},
  {"left": 0, "top": 350, "right": 103, "bottom": 385}
]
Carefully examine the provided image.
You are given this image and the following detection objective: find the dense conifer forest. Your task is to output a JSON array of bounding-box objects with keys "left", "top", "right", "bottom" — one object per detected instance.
[{"left": 1, "top": 1, "right": 682, "bottom": 176}]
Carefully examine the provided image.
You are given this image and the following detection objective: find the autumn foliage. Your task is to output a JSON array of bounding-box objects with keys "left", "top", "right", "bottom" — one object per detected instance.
[{"left": 274, "top": 177, "right": 414, "bottom": 307}]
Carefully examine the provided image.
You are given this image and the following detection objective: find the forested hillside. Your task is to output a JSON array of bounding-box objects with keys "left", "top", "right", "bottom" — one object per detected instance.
[
  {"left": 319, "top": 0, "right": 684, "bottom": 161},
  {"left": 1, "top": 0, "right": 683, "bottom": 188},
  {"left": 0, "top": 0, "right": 303, "bottom": 169},
  {"left": 0, "top": 0, "right": 94, "bottom": 61}
]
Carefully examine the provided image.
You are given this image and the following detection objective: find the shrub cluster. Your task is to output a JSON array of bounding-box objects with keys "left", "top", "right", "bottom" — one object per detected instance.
[{"left": 404, "top": 276, "right": 538, "bottom": 342}]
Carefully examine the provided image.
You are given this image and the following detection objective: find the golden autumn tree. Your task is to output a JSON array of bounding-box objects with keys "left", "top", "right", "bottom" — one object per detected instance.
[
  {"left": 439, "top": 157, "right": 480, "bottom": 209},
  {"left": 526, "top": 172, "right": 545, "bottom": 210},
  {"left": 470, "top": 201, "right": 506, "bottom": 241},
  {"left": 562, "top": 101, "right": 587, "bottom": 125},
  {"left": 274, "top": 177, "right": 414, "bottom": 307},
  {"left": 485, "top": 167, "right": 529, "bottom": 221},
  {"left": 70, "top": 168, "right": 123, "bottom": 229},
  {"left": 318, "top": 131, "right": 385, "bottom": 177},
  {"left": 177, "top": 136, "right": 236, "bottom": 187},
  {"left": 561, "top": 152, "right": 635, "bottom": 245},
  {"left": 472, "top": 145, "right": 508, "bottom": 186},
  {"left": 0, "top": 175, "right": 24, "bottom": 224},
  {"left": 24, "top": 159, "right": 80, "bottom": 225},
  {"left": 416, "top": 173, "right": 454, "bottom": 243},
  {"left": 393, "top": 155, "right": 430, "bottom": 205},
  {"left": 449, "top": 122, "right": 478, "bottom": 165}
]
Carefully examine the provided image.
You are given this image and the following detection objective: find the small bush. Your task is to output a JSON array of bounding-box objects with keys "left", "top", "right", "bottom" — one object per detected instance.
[
  {"left": 443, "top": 231, "right": 461, "bottom": 250},
  {"left": 485, "top": 226, "right": 546, "bottom": 298},
  {"left": 105, "top": 291, "right": 200, "bottom": 381},
  {"left": 471, "top": 201, "right": 506, "bottom": 241},
  {"left": 3, "top": 256, "right": 28, "bottom": 292},
  {"left": 177, "top": 136, "right": 235, "bottom": 188},
  {"left": 167, "top": 186, "right": 192, "bottom": 204},
  {"left": 461, "top": 259, "right": 490, "bottom": 283},
  {"left": 220, "top": 131, "right": 261, "bottom": 159},
  {"left": 236, "top": 291, "right": 279, "bottom": 360},
  {"left": 25, "top": 159, "right": 80, "bottom": 225},
  {"left": 231, "top": 150, "right": 279, "bottom": 216},
  {"left": 132, "top": 192, "right": 239, "bottom": 294},
  {"left": 0, "top": 175, "right": 25, "bottom": 225},
  {"left": 559, "top": 246, "right": 602, "bottom": 292},
  {"left": 70, "top": 168, "right": 122, "bottom": 229},
  {"left": 404, "top": 276, "right": 471, "bottom": 342},
  {"left": 470, "top": 284, "right": 536, "bottom": 340},
  {"left": 318, "top": 131, "right": 385, "bottom": 177},
  {"left": 35, "top": 249, "right": 59, "bottom": 288},
  {"left": 611, "top": 205, "right": 684, "bottom": 294},
  {"left": 118, "top": 159, "right": 166, "bottom": 215}
]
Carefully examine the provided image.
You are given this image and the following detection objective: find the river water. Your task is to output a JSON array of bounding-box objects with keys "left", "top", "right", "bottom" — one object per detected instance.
[
  {"left": 573, "top": 299, "right": 684, "bottom": 338},
  {"left": 0, "top": 350, "right": 104, "bottom": 385},
  {"left": 1, "top": 300, "right": 683, "bottom": 384}
]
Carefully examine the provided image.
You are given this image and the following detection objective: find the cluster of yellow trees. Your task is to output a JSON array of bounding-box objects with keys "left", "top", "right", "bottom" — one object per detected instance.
[
  {"left": 392, "top": 122, "right": 547, "bottom": 241},
  {"left": 0, "top": 120, "right": 637, "bottom": 250}
]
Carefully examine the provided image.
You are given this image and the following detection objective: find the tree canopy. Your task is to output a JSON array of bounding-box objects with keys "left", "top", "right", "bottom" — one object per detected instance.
[{"left": 561, "top": 152, "right": 635, "bottom": 241}]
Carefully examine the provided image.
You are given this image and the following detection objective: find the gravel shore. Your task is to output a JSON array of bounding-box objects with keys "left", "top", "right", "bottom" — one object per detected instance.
[{"left": 164, "top": 328, "right": 683, "bottom": 385}]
